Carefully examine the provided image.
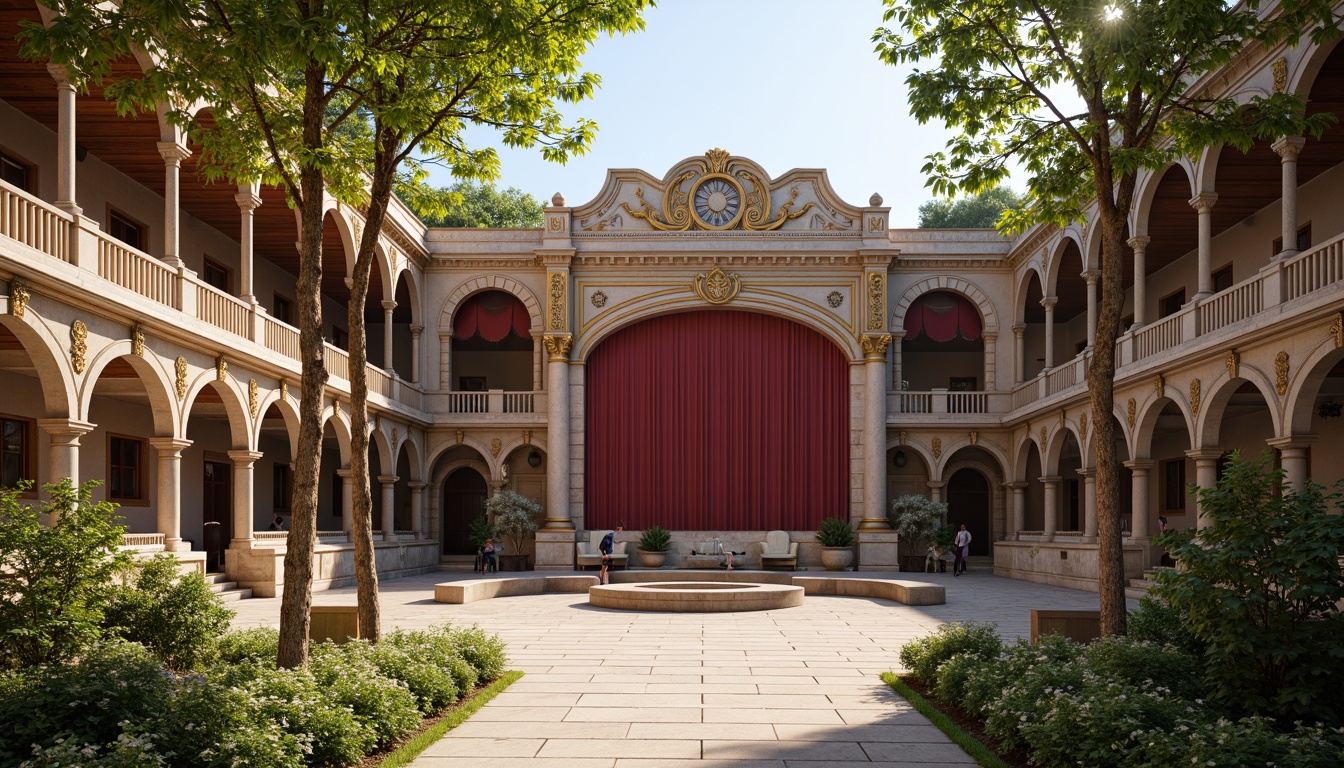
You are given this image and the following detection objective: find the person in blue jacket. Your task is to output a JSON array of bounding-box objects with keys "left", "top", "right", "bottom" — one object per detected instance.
[{"left": 599, "top": 523, "right": 623, "bottom": 585}]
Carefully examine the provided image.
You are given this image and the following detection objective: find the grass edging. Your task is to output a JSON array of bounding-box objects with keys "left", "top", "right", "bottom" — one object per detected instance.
[
  {"left": 881, "top": 671, "right": 1011, "bottom": 768},
  {"left": 373, "top": 670, "right": 524, "bottom": 768}
]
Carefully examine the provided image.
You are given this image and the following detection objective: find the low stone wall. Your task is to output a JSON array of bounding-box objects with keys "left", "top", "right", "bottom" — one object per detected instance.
[
  {"left": 536, "top": 529, "right": 900, "bottom": 572},
  {"left": 226, "top": 539, "right": 440, "bottom": 598},
  {"left": 993, "top": 540, "right": 1144, "bottom": 593}
]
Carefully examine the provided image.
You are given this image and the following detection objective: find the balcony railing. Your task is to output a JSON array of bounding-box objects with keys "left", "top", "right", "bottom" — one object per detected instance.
[
  {"left": 1, "top": 179, "right": 71, "bottom": 262},
  {"left": 888, "top": 389, "right": 1009, "bottom": 416},
  {"left": 97, "top": 229, "right": 178, "bottom": 308},
  {"left": 442, "top": 390, "right": 542, "bottom": 414},
  {"left": 1284, "top": 232, "right": 1344, "bottom": 300},
  {"left": 196, "top": 281, "right": 251, "bottom": 338}
]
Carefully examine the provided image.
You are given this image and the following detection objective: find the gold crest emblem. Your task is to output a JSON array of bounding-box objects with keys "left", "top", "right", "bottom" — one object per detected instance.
[{"left": 693, "top": 266, "right": 742, "bottom": 305}]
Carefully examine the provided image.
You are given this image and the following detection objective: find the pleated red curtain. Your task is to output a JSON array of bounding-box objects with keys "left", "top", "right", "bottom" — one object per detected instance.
[
  {"left": 453, "top": 291, "right": 531, "bottom": 341},
  {"left": 903, "top": 292, "right": 982, "bottom": 342},
  {"left": 585, "top": 310, "right": 848, "bottom": 531}
]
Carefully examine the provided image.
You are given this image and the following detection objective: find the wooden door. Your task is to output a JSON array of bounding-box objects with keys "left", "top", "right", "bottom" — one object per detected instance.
[
  {"left": 202, "top": 459, "right": 232, "bottom": 572},
  {"left": 442, "top": 468, "right": 487, "bottom": 555}
]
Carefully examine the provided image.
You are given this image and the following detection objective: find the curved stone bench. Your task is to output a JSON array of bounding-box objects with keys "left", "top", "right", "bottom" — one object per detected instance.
[
  {"left": 434, "top": 575, "right": 598, "bottom": 604},
  {"left": 792, "top": 577, "right": 945, "bottom": 606}
]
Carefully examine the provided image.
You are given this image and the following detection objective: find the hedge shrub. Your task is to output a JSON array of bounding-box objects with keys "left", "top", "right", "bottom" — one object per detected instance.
[{"left": 103, "top": 554, "right": 235, "bottom": 671}]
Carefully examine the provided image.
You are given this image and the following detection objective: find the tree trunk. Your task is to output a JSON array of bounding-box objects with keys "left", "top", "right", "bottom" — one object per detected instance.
[{"left": 276, "top": 61, "right": 330, "bottom": 669}]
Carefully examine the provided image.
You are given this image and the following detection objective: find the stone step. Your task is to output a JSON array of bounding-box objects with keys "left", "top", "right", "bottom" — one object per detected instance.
[
  {"left": 203, "top": 573, "right": 233, "bottom": 585},
  {"left": 208, "top": 580, "right": 239, "bottom": 593},
  {"left": 214, "top": 587, "right": 254, "bottom": 602},
  {"left": 1125, "top": 586, "right": 1150, "bottom": 600}
]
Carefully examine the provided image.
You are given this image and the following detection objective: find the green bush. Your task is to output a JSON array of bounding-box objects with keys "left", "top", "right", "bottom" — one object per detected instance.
[
  {"left": 0, "top": 480, "right": 132, "bottom": 669},
  {"left": 1153, "top": 451, "right": 1344, "bottom": 725},
  {"left": 815, "top": 517, "right": 855, "bottom": 547},
  {"left": 446, "top": 625, "right": 508, "bottom": 682},
  {"left": 1126, "top": 595, "right": 1205, "bottom": 658},
  {"left": 310, "top": 643, "right": 422, "bottom": 748},
  {"left": 897, "top": 621, "right": 1003, "bottom": 684},
  {"left": 103, "top": 555, "right": 235, "bottom": 671},
  {"left": 888, "top": 493, "right": 947, "bottom": 555},
  {"left": 975, "top": 635, "right": 1087, "bottom": 753},
  {"left": 215, "top": 627, "right": 280, "bottom": 666},
  {"left": 1133, "top": 716, "right": 1344, "bottom": 768},
  {"left": 636, "top": 525, "right": 671, "bottom": 552},
  {"left": 486, "top": 489, "right": 543, "bottom": 555},
  {"left": 220, "top": 661, "right": 369, "bottom": 767},
  {"left": 931, "top": 651, "right": 993, "bottom": 704}
]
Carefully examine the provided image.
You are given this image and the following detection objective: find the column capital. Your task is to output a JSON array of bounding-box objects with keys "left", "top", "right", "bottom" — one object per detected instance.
[
  {"left": 1004, "top": 481, "right": 1029, "bottom": 490},
  {"left": 1271, "top": 135, "right": 1306, "bottom": 160},
  {"left": 409, "top": 324, "right": 424, "bottom": 336},
  {"left": 1077, "top": 467, "right": 1095, "bottom": 479},
  {"left": 1123, "top": 458, "right": 1156, "bottom": 471},
  {"left": 1012, "top": 322, "right": 1026, "bottom": 337},
  {"left": 37, "top": 418, "right": 96, "bottom": 438},
  {"left": 148, "top": 437, "right": 192, "bottom": 454},
  {"left": 377, "top": 474, "right": 399, "bottom": 485},
  {"left": 1126, "top": 235, "right": 1151, "bottom": 250},
  {"left": 1185, "top": 448, "right": 1224, "bottom": 462},
  {"left": 407, "top": 481, "right": 428, "bottom": 491},
  {"left": 227, "top": 449, "right": 263, "bottom": 466},
  {"left": 234, "top": 190, "right": 262, "bottom": 211},
  {"left": 543, "top": 334, "right": 573, "bottom": 361},
  {"left": 336, "top": 467, "right": 352, "bottom": 479},
  {"left": 1038, "top": 475, "right": 1063, "bottom": 484},
  {"left": 1266, "top": 434, "right": 1317, "bottom": 451},
  {"left": 860, "top": 333, "right": 892, "bottom": 361},
  {"left": 156, "top": 141, "right": 191, "bottom": 165},
  {"left": 1188, "top": 192, "right": 1218, "bottom": 213},
  {"left": 926, "top": 480, "right": 946, "bottom": 490},
  {"left": 1040, "top": 296, "right": 1057, "bottom": 311},
  {"left": 1082, "top": 269, "right": 1100, "bottom": 285},
  {"left": 381, "top": 300, "right": 398, "bottom": 313},
  {"left": 46, "top": 63, "right": 72, "bottom": 87}
]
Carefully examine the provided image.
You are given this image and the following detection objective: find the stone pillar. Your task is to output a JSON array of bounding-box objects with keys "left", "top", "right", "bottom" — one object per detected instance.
[
  {"left": 157, "top": 142, "right": 191, "bottom": 268},
  {"left": 1079, "top": 468, "right": 1097, "bottom": 543},
  {"left": 37, "top": 418, "right": 95, "bottom": 489},
  {"left": 1040, "top": 475, "right": 1061, "bottom": 541},
  {"left": 890, "top": 330, "right": 905, "bottom": 390},
  {"left": 1272, "top": 136, "right": 1306, "bottom": 260},
  {"left": 408, "top": 481, "right": 427, "bottom": 538},
  {"left": 1186, "top": 449, "right": 1223, "bottom": 530},
  {"left": 148, "top": 437, "right": 192, "bottom": 551},
  {"left": 927, "top": 480, "right": 945, "bottom": 504},
  {"left": 1267, "top": 435, "right": 1316, "bottom": 493},
  {"left": 227, "top": 450, "right": 262, "bottom": 549},
  {"left": 1006, "top": 481, "right": 1027, "bottom": 540},
  {"left": 337, "top": 468, "right": 353, "bottom": 533},
  {"left": 381, "top": 300, "right": 397, "bottom": 370},
  {"left": 379, "top": 475, "right": 397, "bottom": 538},
  {"left": 1125, "top": 459, "right": 1154, "bottom": 566},
  {"left": 1012, "top": 323, "right": 1025, "bottom": 383},
  {"left": 1128, "top": 236, "right": 1150, "bottom": 329},
  {"left": 1189, "top": 193, "right": 1218, "bottom": 300},
  {"left": 1041, "top": 297, "right": 1057, "bottom": 370},
  {"left": 542, "top": 335, "right": 573, "bottom": 529},
  {"left": 235, "top": 185, "right": 261, "bottom": 302},
  {"left": 1083, "top": 271, "right": 1099, "bottom": 349},
  {"left": 533, "top": 333, "right": 544, "bottom": 390},
  {"left": 982, "top": 332, "right": 997, "bottom": 390},
  {"left": 409, "top": 325, "right": 422, "bottom": 384},
  {"left": 860, "top": 334, "right": 892, "bottom": 530},
  {"left": 48, "top": 65, "right": 81, "bottom": 216}
]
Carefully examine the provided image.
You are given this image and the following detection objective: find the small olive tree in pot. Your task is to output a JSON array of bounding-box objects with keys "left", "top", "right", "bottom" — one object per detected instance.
[
  {"left": 486, "top": 489, "right": 543, "bottom": 571},
  {"left": 889, "top": 494, "right": 948, "bottom": 571},
  {"left": 636, "top": 525, "right": 671, "bottom": 569},
  {"left": 816, "top": 517, "right": 856, "bottom": 571}
]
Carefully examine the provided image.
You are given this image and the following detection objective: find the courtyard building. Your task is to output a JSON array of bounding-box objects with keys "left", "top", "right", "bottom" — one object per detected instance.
[{"left": 0, "top": 0, "right": 1341, "bottom": 595}]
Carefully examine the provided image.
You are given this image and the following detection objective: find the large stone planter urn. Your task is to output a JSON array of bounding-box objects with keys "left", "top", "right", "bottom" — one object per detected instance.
[
  {"left": 636, "top": 549, "right": 667, "bottom": 569},
  {"left": 820, "top": 547, "right": 854, "bottom": 571}
]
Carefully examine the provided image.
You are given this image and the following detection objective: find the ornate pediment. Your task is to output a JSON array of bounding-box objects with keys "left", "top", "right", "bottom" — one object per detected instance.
[{"left": 572, "top": 149, "right": 865, "bottom": 234}]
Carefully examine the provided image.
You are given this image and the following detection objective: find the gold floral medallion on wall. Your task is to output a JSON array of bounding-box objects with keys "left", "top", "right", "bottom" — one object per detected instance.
[
  {"left": 9, "top": 279, "right": 30, "bottom": 318},
  {"left": 692, "top": 266, "right": 742, "bottom": 305}
]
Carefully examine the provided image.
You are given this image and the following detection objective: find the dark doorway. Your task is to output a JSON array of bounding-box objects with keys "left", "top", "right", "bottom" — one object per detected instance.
[
  {"left": 1067, "top": 479, "right": 1081, "bottom": 531},
  {"left": 946, "top": 468, "right": 990, "bottom": 556},
  {"left": 442, "top": 468, "right": 487, "bottom": 556},
  {"left": 202, "top": 459, "right": 232, "bottom": 572}
]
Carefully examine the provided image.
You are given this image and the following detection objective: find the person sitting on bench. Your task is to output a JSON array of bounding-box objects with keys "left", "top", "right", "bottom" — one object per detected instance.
[{"left": 481, "top": 538, "right": 498, "bottom": 573}]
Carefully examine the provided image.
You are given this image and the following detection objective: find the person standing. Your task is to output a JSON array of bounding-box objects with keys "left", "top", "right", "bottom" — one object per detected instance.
[
  {"left": 599, "top": 523, "right": 623, "bottom": 585},
  {"left": 953, "top": 524, "right": 972, "bottom": 576},
  {"left": 482, "top": 538, "right": 497, "bottom": 573}
]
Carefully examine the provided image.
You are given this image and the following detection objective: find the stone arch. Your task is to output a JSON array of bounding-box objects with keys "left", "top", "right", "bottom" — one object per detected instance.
[
  {"left": 0, "top": 312, "right": 77, "bottom": 418},
  {"left": 370, "top": 424, "right": 395, "bottom": 477},
  {"left": 934, "top": 440, "right": 1010, "bottom": 483},
  {"left": 180, "top": 376, "right": 252, "bottom": 450},
  {"left": 77, "top": 341, "right": 177, "bottom": 437},
  {"left": 254, "top": 390, "right": 300, "bottom": 459},
  {"left": 1131, "top": 160, "right": 1197, "bottom": 238},
  {"left": 1287, "top": 35, "right": 1344, "bottom": 97},
  {"left": 389, "top": 258, "right": 424, "bottom": 327},
  {"left": 1133, "top": 394, "right": 1195, "bottom": 459},
  {"left": 1286, "top": 338, "right": 1344, "bottom": 435},
  {"left": 1193, "top": 143, "right": 1225, "bottom": 196},
  {"left": 941, "top": 453, "right": 1005, "bottom": 553},
  {"left": 1197, "top": 370, "right": 1282, "bottom": 448},
  {"left": 891, "top": 276, "right": 999, "bottom": 333},
  {"left": 884, "top": 436, "right": 936, "bottom": 474},
  {"left": 1014, "top": 262, "right": 1046, "bottom": 325},
  {"left": 426, "top": 436, "right": 500, "bottom": 481},
  {"left": 439, "top": 276, "right": 544, "bottom": 336},
  {"left": 394, "top": 430, "right": 424, "bottom": 484},
  {"left": 321, "top": 203, "right": 360, "bottom": 280},
  {"left": 1043, "top": 422, "right": 1084, "bottom": 475},
  {"left": 1044, "top": 230, "right": 1087, "bottom": 295},
  {"left": 321, "top": 403, "right": 353, "bottom": 466}
]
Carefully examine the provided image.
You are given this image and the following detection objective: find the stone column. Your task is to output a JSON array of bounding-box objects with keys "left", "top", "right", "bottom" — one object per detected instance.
[
  {"left": 37, "top": 418, "right": 95, "bottom": 489},
  {"left": 48, "top": 65, "right": 81, "bottom": 216},
  {"left": 235, "top": 186, "right": 261, "bottom": 302},
  {"left": 542, "top": 335, "right": 573, "bottom": 529},
  {"left": 860, "top": 334, "right": 892, "bottom": 530},
  {"left": 982, "top": 332, "right": 997, "bottom": 390},
  {"left": 927, "top": 480, "right": 945, "bottom": 504},
  {"left": 337, "top": 468, "right": 353, "bottom": 533},
  {"left": 379, "top": 475, "right": 397, "bottom": 538},
  {"left": 1078, "top": 467, "right": 1097, "bottom": 543},
  {"left": 1128, "top": 236, "right": 1150, "bottom": 329},
  {"left": 227, "top": 450, "right": 262, "bottom": 549},
  {"left": 1040, "top": 475, "right": 1061, "bottom": 541},
  {"left": 1272, "top": 136, "right": 1306, "bottom": 260},
  {"left": 890, "top": 330, "right": 906, "bottom": 391},
  {"left": 1012, "top": 323, "right": 1025, "bottom": 383},
  {"left": 1186, "top": 449, "right": 1223, "bottom": 530},
  {"left": 533, "top": 334, "right": 544, "bottom": 390},
  {"left": 148, "top": 437, "right": 192, "bottom": 551},
  {"left": 1041, "top": 297, "right": 1057, "bottom": 371},
  {"left": 1125, "top": 459, "right": 1154, "bottom": 566},
  {"left": 408, "top": 481, "right": 427, "bottom": 538},
  {"left": 1189, "top": 193, "right": 1218, "bottom": 300},
  {"left": 381, "top": 300, "right": 397, "bottom": 370},
  {"left": 157, "top": 142, "right": 191, "bottom": 267},
  {"left": 1083, "top": 271, "right": 1099, "bottom": 349},
  {"left": 1267, "top": 435, "right": 1316, "bottom": 493},
  {"left": 408, "top": 325, "right": 422, "bottom": 384},
  {"left": 1006, "top": 481, "right": 1027, "bottom": 540}
]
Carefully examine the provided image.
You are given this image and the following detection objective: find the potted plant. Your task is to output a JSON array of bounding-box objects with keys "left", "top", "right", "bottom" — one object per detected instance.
[
  {"left": 889, "top": 494, "right": 948, "bottom": 571},
  {"left": 486, "top": 489, "right": 543, "bottom": 571},
  {"left": 636, "top": 524, "right": 671, "bottom": 569},
  {"left": 816, "top": 517, "right": 856, "bottom": 571},
  {"left": 468, "top": 513, "right": 498, "bottom": 572}
]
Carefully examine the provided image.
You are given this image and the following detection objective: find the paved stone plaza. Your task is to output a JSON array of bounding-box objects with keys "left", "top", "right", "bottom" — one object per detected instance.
[{"left": 230, "top": 571, "right": 1133, "bottom": 767}]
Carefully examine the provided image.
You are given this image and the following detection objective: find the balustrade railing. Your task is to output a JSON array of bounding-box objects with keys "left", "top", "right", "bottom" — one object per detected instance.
[
  {"left": 1284, "top": 234, "right": 1344, "bottom": 300},
  {"left": 326, "top": 343, "right": 350, "bottom": 381},
  {"left": 263, "top": 316, "right": 300, "bottom": 361},
  {"left": 446, "top": 391, "right": 489, "bottom": 413},
  {"left": 893, "top": 392, "right": 933, "bottom": 413},
  {"left": 946, "top": 391, "right": 989, "bottom": 413},
  {"left": 368, "top": 366, "right": 391, "bottom": 398},
  {"left": 1133, "top": 310, "right": 1184, "bottom": 361},
  {"left": 196, "top": 280, "right": 251, "bottom": 337},
  {"left": 1045, "top": 361, "right": 1077, "bottom": 393},
  {"left": 503, "top": 392, "right": 534, "bottom": 413},
  {"left": 888, "top": 390, "right": 1007, "bottom": 415},
  {"left": 0, "top": 180, "right": 71, "bottom": 262},
  {"left": 96, "top": 231, "right": 177, "bottom": 307},
  {"left": 120, "top": 533, "right": 166, "bottom": 549},
  {"left": 1199, "top": 278, "right": 1263, "bottom": 335}
]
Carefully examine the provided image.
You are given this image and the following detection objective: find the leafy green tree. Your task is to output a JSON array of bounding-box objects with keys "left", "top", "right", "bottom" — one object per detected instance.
[
  {"left": 0, "top": 480, "right": 131, "bottom": 669},
  {"left": 917, "top": 184, "right": 1022, "bottom": 228},
  {"left": 1153, "top": 452, "right": 1344, "bottom": 725},
  {"left": 875, "top": 0, "right": 1337, "bottom": 636},
  {"left": 397, "top": 180, "right": 545, "bottom": 229}
]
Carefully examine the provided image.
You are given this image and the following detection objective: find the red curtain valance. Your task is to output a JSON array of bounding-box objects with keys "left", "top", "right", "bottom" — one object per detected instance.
[
  {"left": 903, "top": 293, "right": 983, "bottom": 342},
  {"left": 453, "top": 291, "right": 531, "bottom": 341}
]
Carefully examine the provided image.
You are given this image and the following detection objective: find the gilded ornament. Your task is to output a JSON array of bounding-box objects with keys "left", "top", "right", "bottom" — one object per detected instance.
[
  {"left": 692, "top": 266, "right": 742, "bottom": 305},
  {"left": 547, "top": 216, "right": 565, "bottom": 233},
  {"left": 490, "top": 438, "right": 502, "bottom": 458},
  {"left": 1190, "top": 378, "right": 1201, "bottom": 417},
  {"left": 523, "top": 429, "right": 532, "bottom": 446},
  {"left": 455, "top": 430, "right": 464, "bottom": 445},
  {"left": 1329, "top": 313, "right": 1342, "bottom": 349},
  {"left": 248, "top": 379, "right": 258, "bottom": 420},
  {"left": 547, "top": 272, "right": 567, "bottom": 330},
  {"left": 131, "top": 323, "right": 145, "bottom": 357},
  {"left": 867, "top": 272, "right": 885, "bottom": 331},
  {"left": 932, "top": 437, "right": 942, "bottom": 460},
  {"left": 215, "top": 356, "right": 228, "bottom": 382},
  {"left": 969, "top": 431, "right": 978, "bottom": 446},
  {"left": 375, "top": 414, "right": 381, "bottom": 431},
  {"left": 392, "top": 427, "right": 399, "bottom": 447},
  {"left": 898, "top": 431, "right": 907, "bottom": 446},
  {"left": 70, "top": 320, "right": 87, "bottom": 374},
  {"left": 1039, "top": 426, "right": 1047, "bottom": 446},
  {"left": 543, "top": 334, "right": 573, "bottom": 361},
  {"left": 1273, "top": 58, "right": 1288, "bottom": 92},
  {"left": 1275, "top": 351, "right": 1289, "bottom": 396},
  {"left": 9, "top": 278, "right": 30, "bottom": 318},
  {"left": 868, "top": 216, "right": 886, "bottom": 233},
  {"left": 1127, "top": 398, "right": 1136, "bottom": 430},
  {"left": 1154, "top": 373, "right": 1165, "bottom": 397},
  {"left": 590, "top": 290, "right": 609, "bottom": 308},
  {"left": 1059, "top": 409, "right": 1066, "bottom": 428},
  {"left": 1226, "top": 350, "right": 1240, "bottom": 380},
  {"left": 620, "top": 149, "right": 816, "bottom": 231},
  {"left": 1079, "top": 412, "right": 1089, "bottom": 441},
  {"left": 860, "top": 333, "right": 892, "bottom": 360},
  {"left": 280, "top": 379, "right": 288, "bottom": 401},
  {"left": 175, "top": 357, "right": 188, "bottom": 401},
  {"left": 826, "top": 291, "right": 844, "bottom": 308}
]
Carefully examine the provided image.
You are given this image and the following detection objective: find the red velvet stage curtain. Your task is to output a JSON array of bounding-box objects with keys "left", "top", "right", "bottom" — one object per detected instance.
[
  {"left": 453, "top": 291, "right": 531, "bottom": 341},
  {"left": 903, "top": 292, "right": 982, "bottom": 342},
  {"left": 585, "top": 310, "right": 848, "bottom": 531}
]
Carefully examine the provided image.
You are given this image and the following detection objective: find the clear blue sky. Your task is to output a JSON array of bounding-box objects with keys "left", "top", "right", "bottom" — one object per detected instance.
[{"left": 422, "top": 0, "right": 967, "bottom": 228}]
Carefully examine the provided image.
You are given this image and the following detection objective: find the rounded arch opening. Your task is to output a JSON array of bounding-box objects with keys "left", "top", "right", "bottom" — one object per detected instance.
[
  {"left": 900, "top": 291, "right": 985, "bottom": 391},
  {"left": 450, "top": 290, "right": 533, "bottom": 392}
]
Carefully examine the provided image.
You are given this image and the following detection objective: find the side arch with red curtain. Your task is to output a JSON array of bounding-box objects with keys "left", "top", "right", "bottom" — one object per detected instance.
[
  {"left": 453, "top": 290, "right": 532, "bottom": 341},
  {"left": 902, "top": 291, "right": 984, "bottom": 342}
]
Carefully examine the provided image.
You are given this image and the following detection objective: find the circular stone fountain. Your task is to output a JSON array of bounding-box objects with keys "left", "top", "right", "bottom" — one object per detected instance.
[{"left": 587, "top": 581, "right": 804, "bottom": 612}]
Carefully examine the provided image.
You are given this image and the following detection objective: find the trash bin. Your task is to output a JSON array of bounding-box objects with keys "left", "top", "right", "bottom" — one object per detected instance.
[{"left": 202, "top": 521, "right": 222, "bottom": 572}]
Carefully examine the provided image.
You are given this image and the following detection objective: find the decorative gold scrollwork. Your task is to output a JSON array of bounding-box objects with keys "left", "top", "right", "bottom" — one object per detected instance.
[
  {"left": 693, "top": 266, "right": 742, "bottom": 305},
  {"left": 175, "top": 357, "right": 188, "bottom": 401},
  {"left": 1126, "top": 398, "right": 1136, "bottom": 430},
  {"left": 1330, "top": 313, "right": 1342, "bottom": 349},
  {"left": 932, "top": 437, "right": 942, "bottom": 460},
  {"left": 131, "top": 323, "right": 145, "bottom": 357},
  {"left": 898, "top": 431, "right": 907, "bottom": 446},
  {"left": 1226, "top": 350, "right": 1240, "bottom": 380},
  {"left": 543, "top": 334, "right": 573, "bottom": 361},
  {"left": 1275, "top": 352, "right": 1289, "bottom": 396},
  {"left": 392, "top": 427, "right": 399, "bottom": 447},
  {"left": 547, "top": 272, "right": 567, "bottom": 330},
  {"left": 1190, "top": 378, "right": 1201, "bottom": 417},
  {"left": 490, "top": 438, "right": 502, "bottom": 458},
  {"left": 455, "top": 430, "right": 464, "bottom": 445},
  {"left": 1273, "top": 58, "right": 1288, "bottom": 92},
  {"left": 860, "top": 334, "right": 892, "bottom": 360},
  {"left": 969, "top": 431, "right": 978, "bottom": 446},
  {"left": 1039, "top": 426, "right": 1047, "bottom": 446},
  {"left": 9, "top": 279, "right": 30, "bottom": 318},
  {"left": 216, "top": 356, "right": 228, "bottom": 382},
  {"left": 1153, "top": 373, "right": 1165, "bottom": 397},
  {"left": 280, "top": 379, "right": 288, "bottom": 402},
  {"left": 248, "top": 379, "right": 259, "bottom": 420},
  {"left": 867, "top": 272, "right": 885, "bottom": 331},
  {"left": 621, "top": 149, "right": 816, "bottom": 232},
  {"left": 70, "top": 320, "right": 87, "bottom": 374},
  {"left": 1079, "top": 412, "right": 1089, "bottom": 441}
]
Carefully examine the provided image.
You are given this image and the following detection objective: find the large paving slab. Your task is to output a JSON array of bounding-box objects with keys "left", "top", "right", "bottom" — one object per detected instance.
[{"left": 229, "top": 569, "right": 1132, "bottom": 765}]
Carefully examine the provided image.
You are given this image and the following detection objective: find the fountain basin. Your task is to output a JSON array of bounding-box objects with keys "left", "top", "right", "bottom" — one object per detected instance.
[{"left": 588, "top": 581, "right": 803, "bottom": 612}]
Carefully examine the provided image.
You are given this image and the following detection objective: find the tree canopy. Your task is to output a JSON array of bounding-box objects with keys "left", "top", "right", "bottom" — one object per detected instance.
[
  {"left": 917, "top": 185, "right": 1022, "bottom": 228},
  {"left": 397, "top": 180, "right": 546, "bottom": 229}
]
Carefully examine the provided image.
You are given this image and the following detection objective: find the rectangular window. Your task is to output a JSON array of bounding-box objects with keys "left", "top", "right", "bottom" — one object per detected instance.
[
  {"left": 1272, "top": 223, "right": 1312, "bottom": 255},
  {"left": 273, "top": 464, "right": 292, "bottom": 512},
  {"left": 1159, "top": 289, "right": 1185, "bottom": 319},
  {"left": 0, "top": 415, "right": 31, "bottom": 489},
  {"left": 273, "top": 294, "right": 293, "bottom": 325},
  {"left": 108, "top": 209, "right": 146, "bottom": 251},
  {"left": 202, "top": 258, "right": 230, "bottom": 293},
  {"left": 331, "top": 326, "right": 348, "bottom": 350},
  {"left": 1163, "top": 458, "right": 1186, "bottom": 511},
  {"left": 1212, "top": 264, "right": 1234, "bottom": 293},
  {"left": 0, "top": 150, "right": 31, "bottom": 192},
  {"left": 108, "top": 435, "right": 145, "bottom": 502}
]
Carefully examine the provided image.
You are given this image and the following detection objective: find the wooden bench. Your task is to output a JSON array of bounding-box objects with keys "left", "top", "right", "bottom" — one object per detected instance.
[
  {"left": 791, "top": 577, "right": 945, "bottom": 606},
  {"left": 434, "top": 575, "right": 599, "bottom": 604}
]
